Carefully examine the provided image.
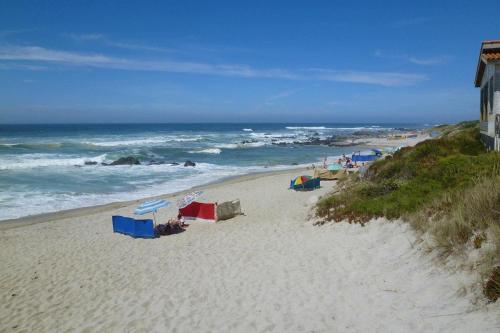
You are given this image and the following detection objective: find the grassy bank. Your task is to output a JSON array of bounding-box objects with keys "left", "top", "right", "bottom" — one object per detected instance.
[{"left": 316, "top": 121, "right": 500, "bottom": 301}]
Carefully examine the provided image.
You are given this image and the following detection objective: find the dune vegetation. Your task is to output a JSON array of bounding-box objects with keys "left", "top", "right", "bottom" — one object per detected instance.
[{"left": 316, "top": 121, "right": 500, "bottom": 301}]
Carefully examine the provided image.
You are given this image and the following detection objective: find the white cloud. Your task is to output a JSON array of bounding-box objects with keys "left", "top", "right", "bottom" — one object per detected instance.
[
  {"left": 308, "top": 68, "right": 427, "bottom": 86},
  {"left": 0, "top": 62, "right": 47, "bottom": 71},
  {"left": 0, "top": 45, "right": 428, "bottom": 86},
  {"left": 64, "top": 33, "right": 104, "bottom": 41},
  {"left": 407, "top": 56, "right": 448, "bottom": 66},
  {"left": 267, "top": 89, "right": 301, "bottom": 102},
  {"left": 104, "top": 41, "right": 177, "bottom": 53},
  {"left": 64, "top": 33, "right": 178, "bottom": 53},
  {"left": 375, "top": 49, "right": 449, "bottom": 66}
]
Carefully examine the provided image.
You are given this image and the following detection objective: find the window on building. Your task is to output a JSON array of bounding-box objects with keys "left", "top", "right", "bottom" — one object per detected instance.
[
  {"left": 489, "top": 77, "right": 494, "bottom": 114},
  {"left": 481, "top": 83, "right": 488, "bottom": 121},
  {"left": 480, "top": 86, "right": 484, "bottom": 121}
]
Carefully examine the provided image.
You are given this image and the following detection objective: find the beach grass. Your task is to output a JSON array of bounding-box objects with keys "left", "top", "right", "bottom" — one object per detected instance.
[{"left": 316, "top": 122, "right": 497, "bottom": 221}]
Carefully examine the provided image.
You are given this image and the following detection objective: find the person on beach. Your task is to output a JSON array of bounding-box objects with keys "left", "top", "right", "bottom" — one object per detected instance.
[
  {"left": 155, "top": 212, "right": 186, "bottom": 235},
  {"left": 177, "top": 212, "right": 187, "bottom": 227}
]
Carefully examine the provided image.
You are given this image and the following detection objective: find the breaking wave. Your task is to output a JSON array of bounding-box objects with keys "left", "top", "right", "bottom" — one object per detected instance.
[
  {"left": 285, "top": 126, "right": 333, "bottom": 130},
  {"left": 189, "top": 148, "right": 222, "bottom": 154},
  {"left": 0, "top": 154, "right": 108, "bottom": 170}
]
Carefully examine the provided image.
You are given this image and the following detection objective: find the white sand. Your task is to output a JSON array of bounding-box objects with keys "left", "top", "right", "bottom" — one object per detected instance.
[{"left": 0, "top": 170, "right": 499, "bottom": 332}]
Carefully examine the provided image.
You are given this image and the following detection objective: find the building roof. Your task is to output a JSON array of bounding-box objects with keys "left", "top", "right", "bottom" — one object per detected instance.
[
  {"left": 475, "top": 40, "right": 500, "bottom": 87},
  {"left": 483, "top": 52, "right": 500, "bottom": 61}
]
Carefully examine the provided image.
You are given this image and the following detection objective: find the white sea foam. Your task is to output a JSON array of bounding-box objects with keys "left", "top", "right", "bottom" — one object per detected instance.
[
  {"left": 0, "top": 154, "right": 108, "bottom": 170},
  {"left": 333, "top": 126, "right": 390, "bottom": 130},
  {"left": 249, "top": 132, "right": 267, "bottom": 138},
  {"left": 242, "top": 141, "right": 266, "bottom": 147},
  {"left": 215, "top": 143, "right": 239, "bottom": 149},
  {"left": 285, "top": 126, "right": 390, "bottom": 131},
  {"left": 188, "top": 148, "right": 222, "bottom": 154},
  {"left": 85, "top": 139, "right": 166, "bottom": 147},
  {"left": 242, "top": 128, "right": 253, "bottom": 132},
  {"left": 216, "top": 141, "right": 267, "bottom": 149},
  {"left": 0, "top": 162, "right": 299, "bottom": 220},
  {"left": 84, "top": 135, "right": 202, "bottom": 147},
  {"left": 286, "top": 126, "right": 332, "bottom": 130}
]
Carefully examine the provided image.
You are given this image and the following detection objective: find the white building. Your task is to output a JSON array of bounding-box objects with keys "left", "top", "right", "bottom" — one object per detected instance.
[{"left": 475, "top": 40, "right": 500, "bottom": 151}]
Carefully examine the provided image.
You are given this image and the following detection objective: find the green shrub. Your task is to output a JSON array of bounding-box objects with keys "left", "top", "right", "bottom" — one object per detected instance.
[{"left": 316, "top": 125, "right": 498, "bottom": 223}]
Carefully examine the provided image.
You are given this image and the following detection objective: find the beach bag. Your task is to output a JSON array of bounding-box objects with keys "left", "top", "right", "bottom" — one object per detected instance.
[{"left": 216, "top": 199, "right": 242, "bottom": 221}]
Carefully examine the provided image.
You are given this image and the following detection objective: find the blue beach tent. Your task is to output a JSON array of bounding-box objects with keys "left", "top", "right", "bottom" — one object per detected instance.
[
  {"left": 351, "top": 150, "right": 381, "bottom": 162},
  {"left": 112, "top": 199, "right": 169, "bottom": 239},
  {"left": 112, "top": 215, "right": 155, "bottom": 238}
]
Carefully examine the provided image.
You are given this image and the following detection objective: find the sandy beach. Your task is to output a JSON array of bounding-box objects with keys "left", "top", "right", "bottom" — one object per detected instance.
[{"left": 1, "top": 169, "right": 499, "bottom": 332}]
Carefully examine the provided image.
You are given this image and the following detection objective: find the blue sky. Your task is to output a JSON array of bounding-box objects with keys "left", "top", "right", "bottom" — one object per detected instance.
[{"left": 1, "top": 0, "right": 499, "bottom": 123}]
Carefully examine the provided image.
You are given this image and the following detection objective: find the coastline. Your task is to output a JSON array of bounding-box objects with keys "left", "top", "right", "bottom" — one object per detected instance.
[
  {"left": 0, "top": 131, "right": 430, "bottom": 230},
  {"left": 0, "top": 166, "right": 306, "bottom": 230}
]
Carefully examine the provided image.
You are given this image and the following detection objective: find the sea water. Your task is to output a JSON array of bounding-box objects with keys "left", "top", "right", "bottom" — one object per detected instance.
[{"left": 0, "top": 123, "right": 423, "bottom": 220}]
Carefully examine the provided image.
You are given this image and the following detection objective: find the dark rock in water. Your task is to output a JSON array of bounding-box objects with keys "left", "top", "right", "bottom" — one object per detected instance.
[
  {"left": 330, "top": 141, "right": 357, "bottom": 147},
  {"left": 84, "top": 161, "right": 98, "bottom": 165},
  {"left": 352, "top": 130, "right": 374, "bottom": 137},
  {"left": 109, "top": 156, "right": 141, "bottom": 166},
  {"left": 292, "top": 162, "right": 298, "bottom": 165},
  {"left": 170, "top": 162, "right": 180, "bottom": 166},
  {"left": 184, "top": 160, "right": 196, "bottom": 167}
]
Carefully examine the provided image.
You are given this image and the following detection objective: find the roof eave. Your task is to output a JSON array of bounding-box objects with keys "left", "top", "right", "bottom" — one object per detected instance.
[
  {"left": 475, "top": 41, "right": 500, "bottom": 87},
  {"left": 475, "top": 57, "right": 485, "bottom": 88}
]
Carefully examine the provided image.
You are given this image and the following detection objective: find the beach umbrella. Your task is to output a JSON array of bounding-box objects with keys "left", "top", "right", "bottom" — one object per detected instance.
[
  {"left": 135, "top": 199, "right": 170, "bottom": 226},
  {"left": 291, "top": 175, "right": 312, "bottom": 186},
  {"left": 177, "top": 191, "right": 203, "bottom": 209},
  {"left": 290, "top": 175, "right": 320, "bottom": 191}
]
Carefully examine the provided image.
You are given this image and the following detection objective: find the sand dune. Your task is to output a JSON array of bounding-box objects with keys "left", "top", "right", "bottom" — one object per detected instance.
[{"left": 0, "top": 170, "right": 498, "bottom": 332}]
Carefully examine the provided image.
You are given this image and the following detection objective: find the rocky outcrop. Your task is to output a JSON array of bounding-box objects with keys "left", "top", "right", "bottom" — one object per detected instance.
[
  {"left": 184, "top": 160, "right": 196, "bottom": 167},
  {"left": 106, "top": 156, "right": 141, "bottom": 166}
]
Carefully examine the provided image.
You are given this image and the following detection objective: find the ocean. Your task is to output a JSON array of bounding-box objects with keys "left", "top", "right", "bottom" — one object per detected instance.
[{"left": 0, "top": 123, "right": 424, "bottom": 221}]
